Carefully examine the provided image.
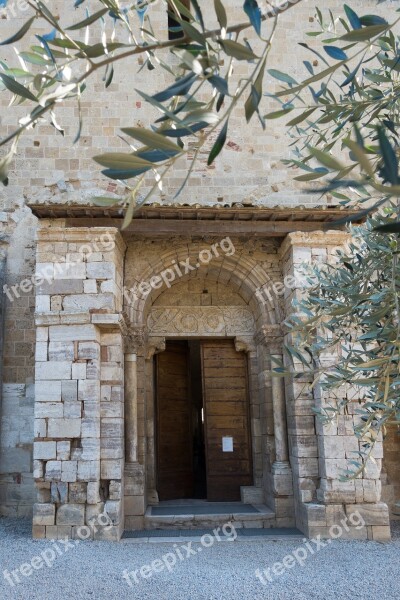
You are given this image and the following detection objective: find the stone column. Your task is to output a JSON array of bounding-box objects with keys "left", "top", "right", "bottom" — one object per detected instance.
[
  {"left": 271, "top": 353, "right": 290, "bottom": 472},
  {"left": 255, "top": 326, "right": 294, "bottom": 526},
  {"left": 124, "top": 353, "right": 137, "bottom": 463},
  {"left": 123, "top": 327, "right": 148, "bottom": 530}
]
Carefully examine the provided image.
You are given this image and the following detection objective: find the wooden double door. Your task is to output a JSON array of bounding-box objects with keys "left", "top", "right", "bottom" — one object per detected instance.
[{"left": 156, "top": 339, "right": 253, "bottom": 501}]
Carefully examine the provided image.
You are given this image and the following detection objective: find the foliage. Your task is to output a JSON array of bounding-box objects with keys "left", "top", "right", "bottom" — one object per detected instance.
[
  {"left": 0, "top": 1, "right": 399, "bottom": 478},
  {"left": 283, "top": 206, "right": 400, "bottom": 477},
  {"left": 0, "top": 0, "right": 295, "bottom": 221},
  {"left": 266, "top": 3, "right": 400, "bottom": 222}
]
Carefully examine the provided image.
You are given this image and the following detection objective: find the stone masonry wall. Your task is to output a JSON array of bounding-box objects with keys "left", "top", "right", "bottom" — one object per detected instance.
[
  {"left": 281, "top": 233, "right": 391, "bottom": 541},
  {"left": 0, "top": 0, "right": 397, "bottom": 519},
  {"left": 32, "top": 226, "right": 126, "bottom": 540}
]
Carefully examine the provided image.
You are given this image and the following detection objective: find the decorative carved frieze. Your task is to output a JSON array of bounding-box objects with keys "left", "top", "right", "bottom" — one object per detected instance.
[{"left": 147, "top": 306, "right": 255, "bottom": 337}]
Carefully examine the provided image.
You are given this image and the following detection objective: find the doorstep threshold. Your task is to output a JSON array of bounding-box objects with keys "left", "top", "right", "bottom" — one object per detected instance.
[{"left": 121, "top": 528, "right": 304, "bottom": 543}]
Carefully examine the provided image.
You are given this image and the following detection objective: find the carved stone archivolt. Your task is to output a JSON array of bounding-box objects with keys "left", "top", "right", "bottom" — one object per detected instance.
[{"left": 148, "top": 306, "right": 255, "bottom": 337}]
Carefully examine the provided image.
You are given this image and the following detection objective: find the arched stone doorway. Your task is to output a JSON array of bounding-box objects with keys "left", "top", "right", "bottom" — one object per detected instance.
[{"left": 122, "top": 238, "right": 294, "bottom": 529}]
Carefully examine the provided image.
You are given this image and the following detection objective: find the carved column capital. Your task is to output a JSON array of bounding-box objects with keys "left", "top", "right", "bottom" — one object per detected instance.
[
  {"left": 146, "top": 336, "right": 166, "bottom": 360},
  {"left": 255, "top": 324, "right": 283, "bottom": 353},
  {"left": 124, "top": 326, "right": 148, "bottom": 355},
  {"left": 234, "top": 336, "right": 256, "bottom": 354}
]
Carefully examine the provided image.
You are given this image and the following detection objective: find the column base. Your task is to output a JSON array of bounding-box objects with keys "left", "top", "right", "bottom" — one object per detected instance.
[{"left": 271, "top": 461, "right": 293, "bottom": 496}]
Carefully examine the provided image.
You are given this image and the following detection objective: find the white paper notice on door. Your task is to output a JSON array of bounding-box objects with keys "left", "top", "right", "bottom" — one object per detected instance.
[{"left": 222, "top": 437, "right": 233, "bottom": 452}]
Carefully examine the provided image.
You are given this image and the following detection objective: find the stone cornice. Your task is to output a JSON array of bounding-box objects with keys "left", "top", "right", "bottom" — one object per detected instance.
[{"left": 279, "top": 231, "right": 351, "bottom": 259}]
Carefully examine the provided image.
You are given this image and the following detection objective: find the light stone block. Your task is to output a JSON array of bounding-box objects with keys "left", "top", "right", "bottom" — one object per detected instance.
[
  {"left": 63, "top": 294, "right": 115, "bottom": 312},
  {"left": 35, "top": 381, "right": 62, "bottom": 402},
  {"left": 64, "top": 402, "right": 82, "bottom": 419},
  {"left": 33, "top": 504, "right": 55, "bottom": 526},
  {"left": 34, "top": 419, "right": 47, "bottom": 438},
  {"left": 87, "top": 482, "right": 101, "bottom": 505},
  {"left": 49, "top": 325, "right": 100, "bottom": 343},
  {"left": 77, "top": 461, "right": 100, "bottom": 482},
  {"left": 101, "top": 459, "right": 123, "bottom": 480},
  {"left": 86, "top": 262, "right": 115, "bottom": 280},
  {"left": 36, "top": 327, "right": 49, "bottom": 342},
  {"left": 45, "top": 461, "right": 62, "bottom": 481},
  {"left": 57, "top": 441, "right": 71, "bottom": 460},
  {"left": 34, "top": 442, "right": 57, "bottom": 460},
  {"left": 78, "top": 342, "right": 100, "bottom": 360},
  {"left": 78, "top": 380, "right": 100, "bottom": 403},
  {"left": 62, "top": 380, "right": 78, "bottom": 402},
  {"left": 35, "top": 295, "right": 51, "bottom": 312},
  {"left": 61, "top": 461, "right": 77, "bottom": 483},
  {"left": 84, "top": 279, "right": 98, "bottom": 294},
  {"left": 72, "top": 362, "right": 87, "bottom": 380},
  {"left": 48, "top": 342, "right": 75, "bottom": 362},
  {"left": 81, "top": 439, "right": 101, "bottom": 460},
  {"left": 33, "top": 461, "right": 44, "bottom": 479},
  {"left": 48, "top": 418, "right": 81, "bottom": 439},
  {"left": 81, "top": 419, "right": 101, "bottom": 439},
  {"left": 56, "top": 504, "right": 85, "bottom": 526},
  {"left": 35, "top": 402, "right": 63, "bottom": 419},
  {"left": 54, "top": 262, "right": 86, "bottom": 280},
  {"left": 36, "top": 361, "right": 71, "bottom": 381},
  {"left": 35, "top": 342, "right": 48, "bottom": 362}
]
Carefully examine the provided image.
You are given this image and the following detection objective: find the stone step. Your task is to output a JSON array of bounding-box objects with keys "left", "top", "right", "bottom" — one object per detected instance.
[
  {"left": 122, "top": 527, "right": 304, "bottom": 543},
  {"left": 144, "top": 502, "right": 276, "bottom": 530}
]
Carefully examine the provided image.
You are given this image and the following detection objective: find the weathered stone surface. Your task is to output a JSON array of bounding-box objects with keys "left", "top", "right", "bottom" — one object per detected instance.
[
  {"left": 100, "top": 459, "right": 123, "bottom": 480},
  {"left": 87, "top": 482, "right": 101, "bottom": 505},
  {"left": 36, "top": 362, "right": 71, "bottom": 381},
  {"left": 56, "top": 504, "right": 85, "bottom": 526},
  {"left": 33, "top": 503, "right": 55, "bottom": 526},
  {"left": 34, "top": 442, "right": 57, "bottom": 461},
  {"left": 61, "top": 380, "right": 78, "bottom": 403},
  {"left": 86, "top": 262, "right": 115, "bottom": 280},
  {"left": 61, "top": 461, "right": 78, "bottom": 483},
  {"left": 35, "top": 381, "right": 62, "bottom": 402},
  {"left": 346, "top": 503, "right": 390, "bottom": 527},
  {"left": 45, "top": 461, "right": 62, "bottom": 481},
  {"left": 69, "top": 483, "right": 87, "bottom": 504},
  {"left": 48, "top": 419, "right": 81, "bottom": 439},
  {"left": 77, "top": 461, "right": 100, "bottom": 482}
]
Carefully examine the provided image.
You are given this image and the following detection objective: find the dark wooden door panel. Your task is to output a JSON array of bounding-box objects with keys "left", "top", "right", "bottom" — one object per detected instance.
[
  {"left": 156, "top": 341, "right": 193, "bottom": 501},
  {"left": 201, "top": 340, "right": 253, "bottom": 502}
]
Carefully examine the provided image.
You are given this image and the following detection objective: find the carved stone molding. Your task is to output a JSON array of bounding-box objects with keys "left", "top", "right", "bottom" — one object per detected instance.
[{"left": 148, "top": 306, "right": 255, "bottom": 337}]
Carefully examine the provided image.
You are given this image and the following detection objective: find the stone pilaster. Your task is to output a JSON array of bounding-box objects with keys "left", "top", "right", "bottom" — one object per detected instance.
[
  {"left": 32, "top": 227, "right": 126, "bottom": 541},
  {"left": 280, "top": 231, "right": 390, "bottom": 541}
]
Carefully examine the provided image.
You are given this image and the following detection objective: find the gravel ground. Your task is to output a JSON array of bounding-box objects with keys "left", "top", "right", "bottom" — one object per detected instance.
[{"left": 0, "top": 518, "right": 399, "bottom": 600}]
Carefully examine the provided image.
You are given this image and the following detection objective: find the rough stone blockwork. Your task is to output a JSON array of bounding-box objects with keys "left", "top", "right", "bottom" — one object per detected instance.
[{"left": 32, "top": 228, "right": 126, "bottom": 540}]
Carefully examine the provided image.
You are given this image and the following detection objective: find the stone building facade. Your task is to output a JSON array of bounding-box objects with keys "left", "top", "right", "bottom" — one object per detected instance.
[{"left": 0, "top": 0, "right": 399, "bottom": 541}]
